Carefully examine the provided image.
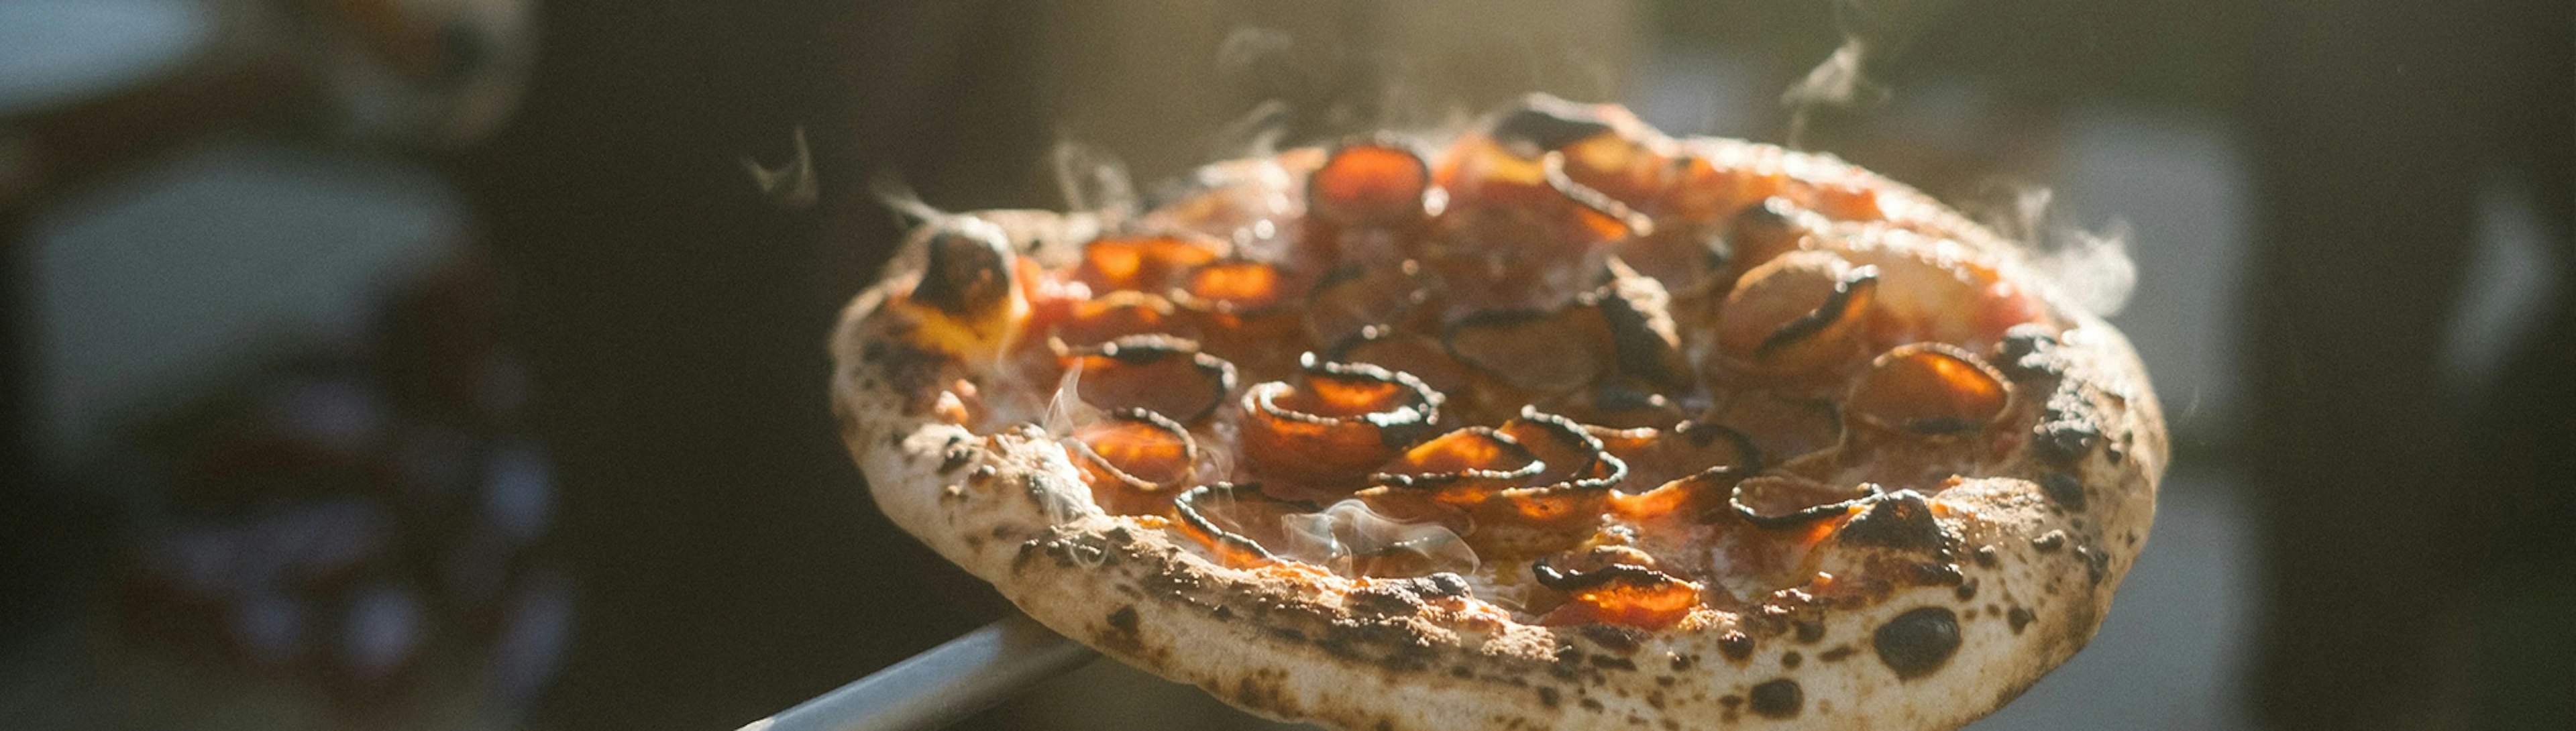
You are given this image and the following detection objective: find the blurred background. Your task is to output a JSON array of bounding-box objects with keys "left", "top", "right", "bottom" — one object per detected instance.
[{"left": 1, "top": 1, "right": 2565, "bottom": 730}]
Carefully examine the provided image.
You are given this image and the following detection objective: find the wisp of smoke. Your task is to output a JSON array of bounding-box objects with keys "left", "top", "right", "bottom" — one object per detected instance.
[
  {"left": 1051, "top": 137, "right": 1138, "bottom": 222},
  {"left": 1779, "top": 0, "right": 1957, "bottom": 148},
  {"left": 1971, "top": 183, "right": 2139, "bottom": 317}
]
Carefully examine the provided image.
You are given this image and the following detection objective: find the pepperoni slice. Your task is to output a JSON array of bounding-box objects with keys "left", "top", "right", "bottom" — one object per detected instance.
[
  {"left": 1239, "top": 357, "right": 1442, "bottom": 490},
  {"left": 1069, "top": 410, "right": 1199, "bottom": 515},
  {"left": 1714, "top": 249, "right": 1879, "bottom": 378},
  {"left": 1303, "top": 264, "right": 1431, "bottom": 347},
  {"left": 1370, "top": 427, "right": 1544, "bottom": 498},
  {"left": 1309, "top": 136, "right": 1434, "bottom": 229},
  {"left": 1591, "top": 421, "right": 1761, "bottom": 492},
  {"left": 1049, "top": 291, "right": 1191, "bottom": 353},
  {"left": 1532, "top": 559, "right": 1701, "bottom": 630},
  {"left": 1847, "top": 343, "right": 2011, "bottom": 437},
  {"left": 1173, "top": 483, "right": 1316, "bottom": 567},
  {"left": 1174, "top": 259, "right": 1312, "bottom": 379},
  {"left": 1328, "top": 329, "right": 1472, "bottom": 397},
  {"left": 1073, "top": 235, "right": 1223, "bottom": 294},
  {"left": 1444, "top": 308, "right": 1614, "bottom": 396},
  {"left": 1069, "top": 336, "right": 1237, "bottom": 424}
]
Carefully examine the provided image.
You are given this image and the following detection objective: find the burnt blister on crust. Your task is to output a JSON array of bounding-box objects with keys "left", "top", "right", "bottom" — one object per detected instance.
[
  {"left": 1872, "top": 606, "right": 1963, "bottom": 679},
  {"left": 1748, "top": 679, "right": 1804, "bottom": 718},
  {"left": 1835, "top": 490, "right": 1950, "bottom": 551}
]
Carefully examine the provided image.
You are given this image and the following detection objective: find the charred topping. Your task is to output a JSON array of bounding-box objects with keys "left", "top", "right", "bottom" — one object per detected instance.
[
  {"left": 1591, "top": 282, "right": 1690, "bottom": 389},
  {"left": 1542, "top": 152, "right": 1656, "bottom": 237},
  {"left": 1678, "top": 421, "right": 1766, "bottom": 475},
  {"left": 1489, "top": 95, "right": 1615, "bottom": 155},
  {"left": 1847, "top": 343, "right": 2014, "bottom": 437},
  {"left": 1172, "top": 483, "right": 1317, "bottom": 563},
  {"left": 910, "top": 217, "right": 1018, "bottom": 317},
  {"left": 1372, "top": 427, "right": 1546, "bottom": 489},
  {"left": 1252, "top": 354, "right": 1444, "bottom": 449},
  {"left": 1994, "top": 323, "right": 2063, "bottom": 379},
  {"left": 1758, "top": 266, "right": 1879, "bottom": 356},
  {"left": 1071, "top": 408, "right": 1199, "bottom": 493},
  {"left": 1733, "top": 482, "right": 1884, "bottom": 530},
  {"left": 1077, "top": 336, "right": 1240, "bottom": 423},
  {"left": 1532, "top": 557, "right": 1687, "bottom": 592},
  {"left": 1501, "top": 408, "right": 1629, "bottom": 491}
]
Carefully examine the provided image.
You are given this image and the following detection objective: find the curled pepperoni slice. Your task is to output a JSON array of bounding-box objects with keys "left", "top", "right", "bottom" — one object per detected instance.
[
  {"left": 1173, "top": 483, "right": 1317, "bottom": 567},
  {"left": 1174, "top": 259, "right": 1313, "bottom": 379},
  {"left": 1370, "top": 426, "right": 1544, "bottom": 497},
  {"left": 1308, "top": 135, "right": 1434, "bottom": 229},
  {"left": 1532, "top": 557, "right": 1701, "bottom": 630},
  {"left": 1303, "top": 264, "right": 1432, "bottom": 347},
  {"left": 1714, "top": 249, "right": 1879, "bottom": 378},
  {"left": 1069, "top": 409, "right": 1199, "bottom": 515},
  {"left": 1073, "top": 235, "right": 1223, "bottom": 294},
  {"left": 1731, "top": 476, "right": 1880, "bottom": 530},
  {"left": 1846, "top": 343, "right": 2012, "bottom": 437},
  {"left": 1444, "top": 308, "right": 1613, "bottom": 396},
  {"left": 1328, "top": 327, "right": 1472, "bottom": 397},
  {"left": 1591, "top": 421, "right": 1761, "bottom": 492},
  {"left": 1069, "top": 336, "right": 1237, "bottom": 424},
  {"left": 1048, "top": 291, "right": 1191, "bottom": 353},
  {"left": 1239, "top": 357, "right": 1442, "bottom": 489}
]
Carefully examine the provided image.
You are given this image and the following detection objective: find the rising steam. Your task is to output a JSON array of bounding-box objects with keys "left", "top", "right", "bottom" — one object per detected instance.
[
  {"left": 1974, "top": 184, "right": 2139, "bottom": 317},
  {"left": 1780, "top": 0, "right": 1957, "bottom": 148}
]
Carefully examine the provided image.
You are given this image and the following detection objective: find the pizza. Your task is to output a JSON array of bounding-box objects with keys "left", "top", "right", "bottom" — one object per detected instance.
[{"left": 830, "top": 95, "right": 2165, "bottom": 731}]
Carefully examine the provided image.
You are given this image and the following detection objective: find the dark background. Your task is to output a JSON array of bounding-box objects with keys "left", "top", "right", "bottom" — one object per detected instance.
[{"left": 3, "top": 1, "right": 2566, "bottom": 729}]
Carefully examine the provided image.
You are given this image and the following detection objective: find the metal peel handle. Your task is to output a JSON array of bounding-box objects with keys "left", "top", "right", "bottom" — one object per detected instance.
[{"left": 736, "top": 613, "right": 1099, "bottom": 731}]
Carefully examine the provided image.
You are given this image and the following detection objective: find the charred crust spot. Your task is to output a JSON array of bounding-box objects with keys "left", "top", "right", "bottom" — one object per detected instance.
[
  {"left": 1719, "top": 695, "right": 1744, "bottom": 709},
  {"left": 1839, "top": 490, "right": 1949, "bottom": 551},
  {"left": 2032, "top": 530, "right": 2068, "bottom": 552},
  {"left": 2078, "top": 545, "right": 2110, "bottom": 584},
  {"left": 1994, "top": 325, "right": 2063, "bottom": 379},
  {"left": 2040, "top": 471, "right": 2088, "bottom": 511},
  {"left": 1872, "top": 607, "right": 1962, "bottom": 679},
  {"left": 1748, "top": 679, "right": 1803, "bottom": 718},
  {"left": 1579, "top": 697, "right": 1606, "bottom": 712},
  {"left": 2008, "top": 606, "right": 2036, "bottom": 633},
  {"left": 1538, "top": 687, "right": 1563, "bottom": 708},
  {"left": 1974, "top": 545, "right": 2000, "bottom": 567},
  {"left": 1578, "top": 624, "right": 1650, "bottom": 655},
  {"left": 1911, "top": 562, "right": 1968, "bottom": 586},
  {"left": 1820, "top": 646, "right": 1856, "bottom": 663},
  {"left": 1450, "top": 665, "right": 1474, "bottom": 678},
  {"left": 1348, "top": 583, "right": 1430, "bottom": 618},
  {"left": 2033, "top": 396, "right": 2102, "bottom": 464},
  {"left": 1793, "top": 620, "right": 1825, "bottom": 644},
  {"left": 1656, "top": 675, "right": 1677, "bottom": 687},
  {"left": 1099, "top": 606, "right": 1146, "bottom": 657},
  {"left": 941, "top": 447, "right": 973, "bottom": 473},
  {"left": 1672, "top": 653, "right": 1700, "bottom": 671},
  {"left": 1589, "top": 655, "right": 1638, "bottom": 671},
  {"left": 1712, "top": 630, "right": 1756, "bottom": 662},
  {"left": 1781, "top": 651, "right": 1803, "bottom": 669},
  {"left": 1955, "top": 579, "right": 1980, "bottom": 602}
]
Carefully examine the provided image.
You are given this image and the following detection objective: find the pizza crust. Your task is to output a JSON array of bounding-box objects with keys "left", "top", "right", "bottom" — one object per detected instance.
[{"left": 831, "top": 142, "right": 2165, "bottom": 731}]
